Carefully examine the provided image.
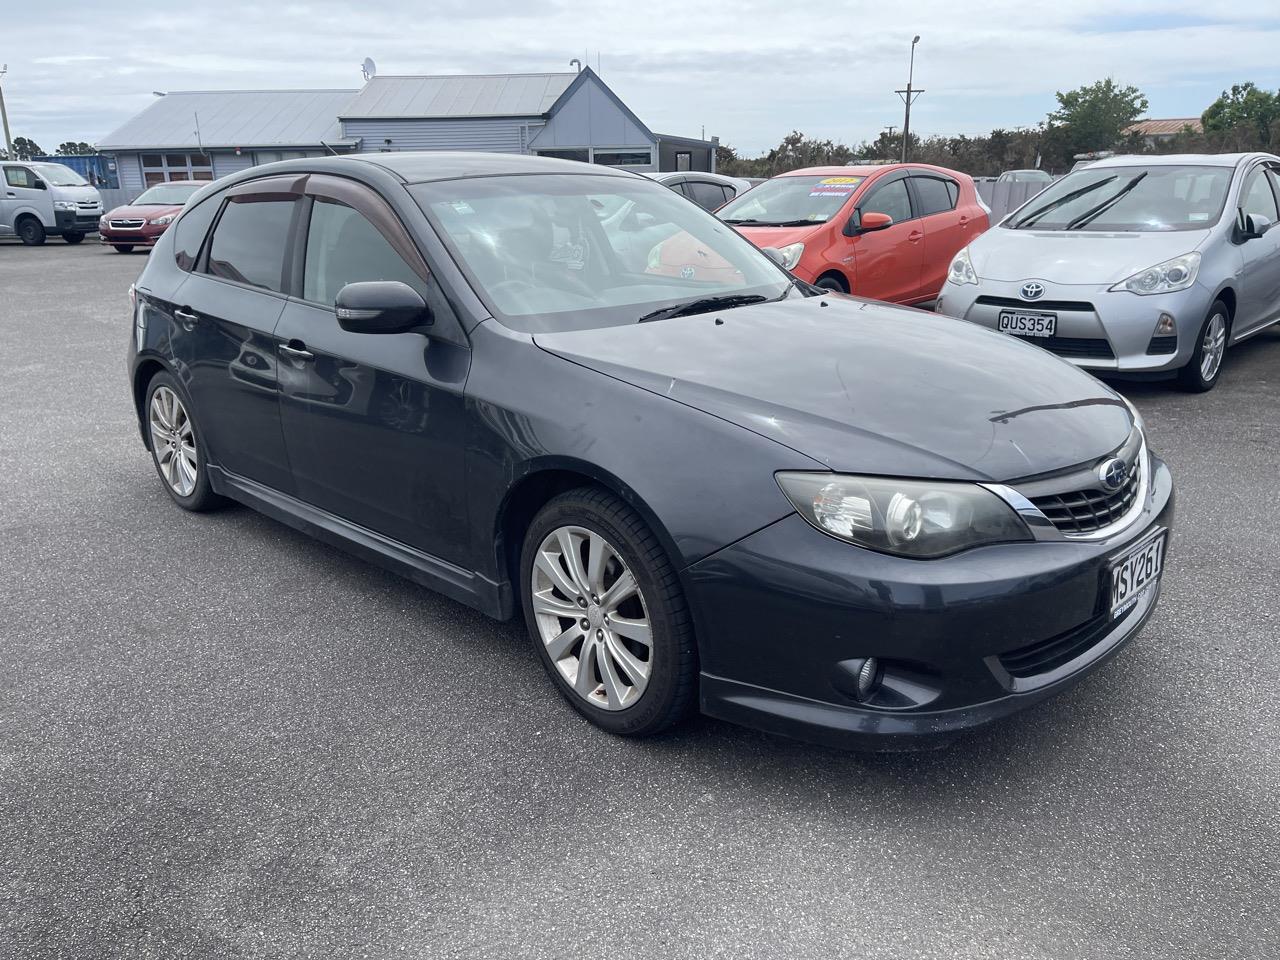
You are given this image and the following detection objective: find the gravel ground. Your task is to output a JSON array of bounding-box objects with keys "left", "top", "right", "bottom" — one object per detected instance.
[{"left": 2, "top": 241, "right": 1278, "bottom": 959}]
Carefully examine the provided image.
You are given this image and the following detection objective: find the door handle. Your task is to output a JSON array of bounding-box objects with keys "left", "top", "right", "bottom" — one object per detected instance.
[
  {"left": 908, "top": 231, "right": 924, "bottom": 242},
  {"left": 174, "top": 307, "right": 199, "bottom": 331},
  {"left": 279, "top": 340, "right": 314, "bottom": 362},
  {"left": 5, "top": 191, "right": 14, "bottom": 197}
]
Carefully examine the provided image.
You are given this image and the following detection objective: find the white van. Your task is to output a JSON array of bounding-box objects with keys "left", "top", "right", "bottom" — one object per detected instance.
[{"left": 1, "top": 161, "right": 103, "bottom": 245}]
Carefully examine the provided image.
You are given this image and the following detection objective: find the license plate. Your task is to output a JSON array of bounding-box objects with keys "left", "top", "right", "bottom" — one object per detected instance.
[
  {"left": 1109, "top": 529, "right": 1166, "bottom": 618},
  {"left": 998, "top": 310, "right": 1057, "bottom": 337}
]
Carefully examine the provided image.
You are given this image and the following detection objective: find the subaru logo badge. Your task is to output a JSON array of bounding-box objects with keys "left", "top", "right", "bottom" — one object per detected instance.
[
  {"left": 1098, "top": 457, "right": 1128, "bottom": 492},
  {"left": 1020, "top": 281, "right": 1045, "bottom": 301}
]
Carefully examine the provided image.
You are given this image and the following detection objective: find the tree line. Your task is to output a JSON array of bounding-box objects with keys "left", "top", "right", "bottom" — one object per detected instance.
[
  {"left": 0, "top": 139, "right": 96, "bottom": 161},
  {"left": 717, "top": 79, "right": 1280, "bottom": 178}
]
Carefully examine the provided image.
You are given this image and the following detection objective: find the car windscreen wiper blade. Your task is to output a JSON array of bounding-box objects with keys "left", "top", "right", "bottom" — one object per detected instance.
[
  {"left": 1012, "top": 176, "right": 1117, "bottom": 229},
  {"left": 637, "top": 294, "right": 770, "bottom": 324},
  {"left": 723, "top": 218, "right": 816, "bottom": 227},
  {"left": 721, "top": 218, "right": 770, "bottom": 225},
  {"left": 1063, "top": 172, "right": 1148, "bottom": 230}
]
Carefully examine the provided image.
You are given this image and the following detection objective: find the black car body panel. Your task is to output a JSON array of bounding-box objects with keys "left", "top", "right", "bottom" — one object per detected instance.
[{"left": 127, "top": 152, "right": 1174, "bottom": 749}]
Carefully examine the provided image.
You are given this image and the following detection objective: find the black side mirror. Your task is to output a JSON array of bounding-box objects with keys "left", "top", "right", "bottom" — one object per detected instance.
[
  {"left": 33, "top": 178, "right": 47, "bottom": 191},
  {"left": 335, "top": 281, "right": 431, "bottom": 334},
  {"left": 1240, "top": 212, "right": 1272, "bottom": 240}
]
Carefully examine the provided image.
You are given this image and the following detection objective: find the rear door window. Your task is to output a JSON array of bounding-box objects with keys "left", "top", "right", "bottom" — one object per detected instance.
[
  {"left": 913, "top": 176, "right": 957, "bottom": 216},
  {"left": 687, "top": 181, "right": 727, "bottom": 210},
  {"left": 204, "top": 196, "right": 298, "bottom": 292}
]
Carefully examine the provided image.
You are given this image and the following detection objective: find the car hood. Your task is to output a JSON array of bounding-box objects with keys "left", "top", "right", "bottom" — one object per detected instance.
[
  {"left": 533, "top": 296, "right": 1132, "bottom": 482},
  {"left": 970, "top": 225, "right": 1213, "bottom": 284},
  {"left": 106, "top": 203, "right": 182, "bottom": 219},
  {"left": 734, "top": 223, "right": 826, "bottom": 249}
]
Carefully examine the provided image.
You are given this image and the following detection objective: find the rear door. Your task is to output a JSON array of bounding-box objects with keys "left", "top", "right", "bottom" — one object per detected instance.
[
  {"left": 175, "top": 175, "right": 304, "bottom": 493},
  {"left": 273, "top": 175, "right": 472, "bottom": 562},
  {"left": 852, "top": 173, "right": 923, "bottom": 304},
  {"left": 1235, "top": 162, "right": 1280, "bottom": 334},
  {"left": 909, "top": 173, "right": 966, "bottom": 301}
]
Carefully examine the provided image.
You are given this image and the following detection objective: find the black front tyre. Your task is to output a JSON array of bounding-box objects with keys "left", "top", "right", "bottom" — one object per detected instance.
[
  {"left": 142, "top": 372, "right": 224, "bottom": 512},
  {"left": 815, "top": 275, "right": 847, "bottom": 294},
  {"left": 17, "top": 218, "right": 46, "bottom": 246},
  {"left": 520, "top": 487, "right": 697, "bottom": 737},
  {"left": 63, "top": 232, "right": 85, "bottom": 245},
  {"left": 1176, "top": 301, "right": 1229, "bottom": 393},
  {"left": 113, "top": 244, "right": 134, "bottom": 254}
]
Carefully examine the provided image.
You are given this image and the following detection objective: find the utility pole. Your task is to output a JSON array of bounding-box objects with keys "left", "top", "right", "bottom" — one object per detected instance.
[
  {"left": 0, "top": 65, "right": 13, "bottom": 159},
  {"left": 895, "top": 36, "right": 923, "bottom": 163}
]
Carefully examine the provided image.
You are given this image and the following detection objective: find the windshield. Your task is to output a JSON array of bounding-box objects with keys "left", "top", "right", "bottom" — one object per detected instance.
[
  {"left": 718, "top": 175, "right": 864, "bottom": 226},
  {"left": 412, "top": 174, "right": 791, "bottom": 333},
  {"left": 29, "top": 162, "right": 88, "bottom": 187},
  {"left": 1006, "top": 164, "right": 1231, "bottom": 232},
  {"left": 133, "top": 182, "right": 203, "bottom": 205}
]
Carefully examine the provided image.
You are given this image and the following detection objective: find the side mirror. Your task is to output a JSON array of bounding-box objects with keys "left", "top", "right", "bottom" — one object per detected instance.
[
  {"left": 1240, "top": 212, "right": 1272, "bottom": 240},
  {"left": 760, "top": 246, "right": 787, "bottom": 268},
  {"left": 33, "top": 178, "right": 47, "bottom": 191},
  {"left": 859, "top": 211, "right": 894, "bottom": 232},
  {"left": 335, "top": 281, "right": 431, "bottom": 334}
]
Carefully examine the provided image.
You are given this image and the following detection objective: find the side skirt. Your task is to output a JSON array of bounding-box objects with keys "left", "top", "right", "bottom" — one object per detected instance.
[{"left": 208, "top": 465, "right": 513, "bottom": 620}]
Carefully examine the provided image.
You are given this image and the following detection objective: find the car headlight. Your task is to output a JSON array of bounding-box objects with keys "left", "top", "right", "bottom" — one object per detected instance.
[
  {"left": 947, "top": 246, "right": 978, "bottom": 285},
  {"left": 53, "top": 200, "right": 78, "bottom": 211},
  {"left": 1110, "top": 251, "right": 1200, "bottom": 295},
  {"left": 148, "top": 214, "right": 176, "bottom": 225},
  {"left": 777, "top": 472, "right": 1032, "bottom": 558},
  {"left": 776, "top": 242, "right": 804, "bottom": 270},
  {"left": 99, "top": 216, "right": 108, "bottom": 227}
]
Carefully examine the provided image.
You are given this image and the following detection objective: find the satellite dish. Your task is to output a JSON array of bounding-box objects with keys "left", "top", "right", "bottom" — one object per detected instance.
[{"left": 361, "top": 57, "right": 377, "bottom": 81}]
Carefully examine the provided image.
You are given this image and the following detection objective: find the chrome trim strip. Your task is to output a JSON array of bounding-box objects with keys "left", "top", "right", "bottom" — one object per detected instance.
[
  {"left": 979, "top": 483, "right": 1063, "bottom": 541},
  {"left": 1055, "top": 438, "right": 1148, "bottom": 541}
]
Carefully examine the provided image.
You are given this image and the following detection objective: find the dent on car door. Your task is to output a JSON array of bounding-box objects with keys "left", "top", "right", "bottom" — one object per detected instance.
[
  {"left": 273, "top": 176, "right": 472, "bottom": 563},
  {"left": 176, "top": 177, "right": 303, "bottom": 493},
  {"left": 1236, "top": 165, "right": 1280, "bottom": 333},
  {"left": 854, "top": 176, "right": 923, "bottom": 303}
]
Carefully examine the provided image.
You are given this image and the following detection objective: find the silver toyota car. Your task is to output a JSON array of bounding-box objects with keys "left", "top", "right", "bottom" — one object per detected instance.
[{"left": 937, "top": 153, "right": 1280, "bottom": 391}]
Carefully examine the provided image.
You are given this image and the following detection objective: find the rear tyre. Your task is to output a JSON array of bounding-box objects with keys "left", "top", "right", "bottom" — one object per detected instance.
[
  {"left": 143, "top": 372, "right": 224, "bottom": 512},
  {"left": 1177, "top": 301, "right": 1229, "bottom": 393},
  {"left": 63, "top": 232, "right": 85, "bottom": 244},
  {"left": 113, "top": 244, "right": 134, "bottom": 254},
  {"left": 17, "top": 218, "right": 46, "bottom": 246},
  {"left": 520, "top": 487, "right": 697, "bottom": 737}
]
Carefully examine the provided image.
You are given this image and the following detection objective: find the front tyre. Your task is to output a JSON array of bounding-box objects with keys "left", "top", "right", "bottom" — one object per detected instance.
[
  {"left": 113, "top": 245, "right": 135, "bottom": 254},
  {"left": 143, "top": 372, "right": 223, "bottom": 512},
  {"left": 63, "top": 232, "right": 85, "bottom": 244},
  {"left": 1177, "top": 300, "right": 1229, "bottom": 392},
  {"left": 17, "top": 218, "right": 46, "bottom": 246},
  {"left": 520, "top": 487, "right": 697, "bottom": 737}
]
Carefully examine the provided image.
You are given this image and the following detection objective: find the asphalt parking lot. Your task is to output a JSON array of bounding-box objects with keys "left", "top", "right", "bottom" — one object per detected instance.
[{"left": 2, "top": 240, "right": 1278, "bottom": 959}]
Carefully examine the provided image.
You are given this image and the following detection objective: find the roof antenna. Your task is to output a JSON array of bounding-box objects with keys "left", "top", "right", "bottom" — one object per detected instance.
[
  {"left": 569, "top": 58, "right": 581, "bottom": 72},
  {"left": 361, "top": 57, "right": 377, "bottom": 82},
  {"left": 193, "top": 111, "right": 203, "bottom": 152}
]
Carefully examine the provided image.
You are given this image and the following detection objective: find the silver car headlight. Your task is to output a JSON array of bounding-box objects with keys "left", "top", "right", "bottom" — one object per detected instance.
[
  {"left": 1110, "top": 251, "right": 1200, "bottom": 295},
  {"left": 148, "top": 214, "right": 176, "bottom": 225},
  {"left": 53, "top": 200, "right": 79, "bottom": 211},
  {"left": 947, "top": 246, "right": 978, "bottom": 285},
  {"left": 776, "top": 242, "right": 805, "bottom": 270},
  {"left": 777, "top": 472, "right": 1032, "bottom": 558}
]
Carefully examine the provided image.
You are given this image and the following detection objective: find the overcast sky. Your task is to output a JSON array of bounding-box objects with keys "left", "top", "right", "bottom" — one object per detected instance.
[{"left": 4, "top": 1, "right": 1280, "bottom": 155}]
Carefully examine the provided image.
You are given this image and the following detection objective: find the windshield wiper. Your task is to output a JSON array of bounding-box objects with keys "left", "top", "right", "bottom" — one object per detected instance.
[
  {"left": 637, "top": 294, "right": 771, "bottom": 324},
  {"left": 723, "top": 218, "right": 815, "bottom": 227},
  {"left": 1012, "top": 176, "right": 1117, "bottom": 229},
  {"left": 1063, "top": 173, "right": 1148, "bottom": 230}
]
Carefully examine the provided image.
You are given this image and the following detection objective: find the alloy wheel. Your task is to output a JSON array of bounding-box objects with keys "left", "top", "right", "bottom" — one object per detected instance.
[
  {"left": 530, "top": 525, "right": 653, "bottom": 711},
  {"left": 1200, "top": 312, "right": 1227, "bottom": 382},
  {"left": 148, "top": 385, "right": 198, "bottom": 497}
]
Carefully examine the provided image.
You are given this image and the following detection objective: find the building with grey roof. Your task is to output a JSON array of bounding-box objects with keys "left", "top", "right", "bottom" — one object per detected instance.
[{"left": 97, "top": 68, "right": 717, "bottom": 197}]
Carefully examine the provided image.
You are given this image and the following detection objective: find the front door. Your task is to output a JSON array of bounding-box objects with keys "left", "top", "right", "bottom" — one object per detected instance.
[
  {"left": 851, "top": 175, "right": 924, "bottom": 304},
  {"left": 2, "top": 165, "right": 46, "bottom": 235},
  {"left": 273, "top": 177, "right": 472, "bottom": 563},
  {"left": 1236, "top": 164, "right": 1280, "bottom": 335},
  {"left": 176, "top": 176, "right": 304, "bottom": 493}
]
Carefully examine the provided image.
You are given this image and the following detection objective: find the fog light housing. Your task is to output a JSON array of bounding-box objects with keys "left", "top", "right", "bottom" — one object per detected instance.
[{"left": 1156, "top": 313, "right": 1176, "bottom": 335}]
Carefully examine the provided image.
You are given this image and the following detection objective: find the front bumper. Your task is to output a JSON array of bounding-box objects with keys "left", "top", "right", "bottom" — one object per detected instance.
[
  {"left": 54, "top": 209, "right": 102, "bottom": 235},
  {"left": 936, "top": 278, "right": 1214, "bottom": 375},
  {"left": 99, "top": 224, "right": 166, "bottom": 246},
  {"left": 687, "top": 455, "right": 1174, "bottom": 750}
]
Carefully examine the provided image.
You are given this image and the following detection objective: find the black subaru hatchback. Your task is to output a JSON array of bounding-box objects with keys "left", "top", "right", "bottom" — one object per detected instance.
[{"left": 127, "top": 153, "right": 1174, "bottom": 749}]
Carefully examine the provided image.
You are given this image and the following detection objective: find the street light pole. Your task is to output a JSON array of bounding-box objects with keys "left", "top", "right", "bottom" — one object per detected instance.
[
  {"left": 0, "top": 65, "right": 13, "bottom": 159},
  {"left": 895, "top": 37, "right": 923, "bottom": 163}
]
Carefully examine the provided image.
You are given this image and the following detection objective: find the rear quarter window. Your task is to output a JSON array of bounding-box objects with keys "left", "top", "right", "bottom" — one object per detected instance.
[{"left": 172, "top": 196, "right": 220, "bottom": 272}]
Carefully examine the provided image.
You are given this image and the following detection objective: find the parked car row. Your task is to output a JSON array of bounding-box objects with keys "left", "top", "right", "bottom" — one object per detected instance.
[{"left": 128, "top": 152, "right": 1174, "bottom": 751}]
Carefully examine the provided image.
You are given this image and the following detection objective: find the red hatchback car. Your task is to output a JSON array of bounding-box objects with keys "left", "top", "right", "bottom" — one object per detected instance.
[
  {"left": 99, "top": 180, "right": 206, "bottom": 253},
  {"left": 716, "top": 163, "right": 990, "bottom": 304}
]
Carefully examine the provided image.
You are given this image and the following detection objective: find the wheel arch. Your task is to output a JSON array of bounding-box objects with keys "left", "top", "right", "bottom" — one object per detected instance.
[
  {"left": 1214, "top": 286, "right": 1237, "bottom": 327},
  {"left": 131, "top": 357, "right": 174, "bottom": 449},
  {"left": 815, "top": 268, "right": 850, "bottom": 293},
  {"left": 493, "top": 458, "right": 686, "bottom": 617}
]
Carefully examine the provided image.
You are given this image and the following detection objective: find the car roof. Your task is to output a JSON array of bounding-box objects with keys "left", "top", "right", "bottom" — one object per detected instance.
[
  {"left": 774, "top": 163, "right": 966, "bottom": 179},
  {"left": 346, "top": 151, "right": 639, "bottom": 184},
  {"left": 1086, "top": 153, "right": 1277, "bottom": 170}
]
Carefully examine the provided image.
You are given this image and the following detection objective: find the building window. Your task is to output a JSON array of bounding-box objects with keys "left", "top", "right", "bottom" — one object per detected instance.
[
  {"left": 592, "top": 150, "right": 653, "bottom": 167},
  {"left": 254, "top": 150, "right": 310, "bottom": 165},
  {"left": 675, "top": 152, "right": 692, "bottom": 171},
  {"left": 140, "top": 152, "right": 213, "bottom": 186},
  {"left": 536, "top": 149, "right": 590, "bottom": 163}
]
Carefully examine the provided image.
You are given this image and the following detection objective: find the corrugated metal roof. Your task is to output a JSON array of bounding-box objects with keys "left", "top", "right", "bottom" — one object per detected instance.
[
  {"left": 1125, "top": 118, "right": 1203, "bottom": 137},
  {"left": 340, "top": 73, "right": 575, "bottom": 119},
  {"left": 99, "top": 89, "right": 358, "bottom": 150}
]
